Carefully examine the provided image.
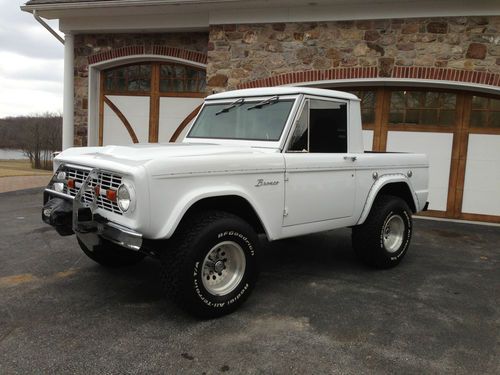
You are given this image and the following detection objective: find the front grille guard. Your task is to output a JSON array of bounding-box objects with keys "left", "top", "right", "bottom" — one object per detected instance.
[
  {"left": 44, "top": 163, "right": 91, "bottom": 202},
  {"left": 45, "top": 165, "right": 143, "bottom": 251},
  {"left": 46, "top": 164, "right": 122, "bottom": 214},
  {"left": 73, "top": 167, "right": 143, "bottom": 251},
  {"left": 73, "top": 168, "right": 101, "bottom": 233},
  {"left": 46, "top": 165, "right": 118, "bottom": 232}
]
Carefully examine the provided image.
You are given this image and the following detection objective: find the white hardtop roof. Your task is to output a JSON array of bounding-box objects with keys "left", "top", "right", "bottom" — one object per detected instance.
[{"left": 207, "top": 87, "right": 360, "bottom": 101}]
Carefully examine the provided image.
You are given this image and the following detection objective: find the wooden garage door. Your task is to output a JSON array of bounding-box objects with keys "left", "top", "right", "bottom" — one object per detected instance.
[
  {"left": 459, "top": 94, "right": 500, "bottom": 222},
  {"left": 343, "top": 87, "right": 500, "bottom": 223},
  {"left": 99, "top": 62, "right": 205, "bottom": 146}
]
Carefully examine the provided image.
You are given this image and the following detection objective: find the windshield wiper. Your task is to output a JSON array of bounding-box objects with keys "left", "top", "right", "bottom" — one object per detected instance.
[
  {"left": 247, "top": 96, "right": 279, "bottom": 110},
  {"left": 215, "top": 98, "right": 245, "bottom": 115}
]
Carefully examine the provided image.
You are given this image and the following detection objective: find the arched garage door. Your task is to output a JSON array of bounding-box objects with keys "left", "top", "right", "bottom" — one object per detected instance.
[
  {"left": 342, "top": 87, "right": 500, "bottom": 223},
  {"left": 99, "top": 61, "right": 205, "bottom": 145}
]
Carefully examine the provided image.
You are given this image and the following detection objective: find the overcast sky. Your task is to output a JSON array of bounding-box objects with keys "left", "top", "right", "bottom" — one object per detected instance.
[{"left": 0, "top": 0, "right": 64, "bottom": 118}]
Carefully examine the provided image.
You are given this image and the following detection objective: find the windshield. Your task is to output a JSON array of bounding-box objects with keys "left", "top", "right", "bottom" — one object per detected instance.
[{"left": 187, "top": 98, "right": 295, "bottom": 141}]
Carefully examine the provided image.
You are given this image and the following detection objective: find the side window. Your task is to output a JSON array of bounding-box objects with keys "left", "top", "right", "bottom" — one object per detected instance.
[
  {"left": 287, "top": 99, "right": 348, "bottom": 153},
  {"left": 288, "top": 101, "right": 309, "bottom": 152},
  {"left": 309, "top": 99, "right": 347, "bottom": 153}
]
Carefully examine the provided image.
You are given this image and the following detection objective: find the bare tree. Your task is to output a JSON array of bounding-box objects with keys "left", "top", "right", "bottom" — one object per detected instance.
[{"left": 0, "top": 113, "right": 62, "bottom": 170}]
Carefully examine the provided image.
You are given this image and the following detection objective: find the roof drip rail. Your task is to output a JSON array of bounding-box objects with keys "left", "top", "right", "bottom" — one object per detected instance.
[{"left": 32, "top": 9, "right": 65, "bottom": 45}]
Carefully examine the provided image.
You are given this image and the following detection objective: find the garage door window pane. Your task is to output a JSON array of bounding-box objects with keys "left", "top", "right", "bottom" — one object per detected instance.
[
  {"left": 161, "top": 65, "right": 174, "bottom": 78},
  {"left": 390, "top": 91, "right": 405, "bottom": 110},
  {"left": 491, "top": 98, "right": 500, "bottom": 111},
  {"left": 389, "top": 90, "right": 457, "bottom": 126},
  {"left": 422, "top": 109, "right": 438, "bottom": 124},
  {"left": 490, "top": 112, "right": 500, "bottom": 128},
  {"left": 175, "top": 80, "right": 185, "bottom": 91},
  {"left": 407, "top": 92, "right": 422, "bottom": 108},
  {"left": 406, "top": 109, "right": 419, "bottom": 124},
  {"left": 128, "top": 79, "right": 140, "bottom": 91},
  {"left": 425, "top": 92, "right": 440, "bottom": 107},
  {"left": 104, "top": 64, "right": 152, "bottom": 93},
  {"left": 361, "top": 109, "right": 374, "bottom": 123},
  {"left": 472, "top": 95, "right": 488, "bottom": 109},
  {"left": 389, "top": 111, "right": 404, "bottom": 123},
  {"left": 346, "top": 90, "right": 376, "bottom": 126},
  {"left": 470, "top": 111, "right": 486, "bottom": 127},
  {"left": 440, "top": 110, "right": 455, "bottom": 125},
  {"left": 470, "top": 95, "right": 500, "bottom": 128},
  {"left": 159, "top": 64, "right": 206, "bottom": 93},
  {"left": 442, "top": 93, "right": 457, "bottom": 109}
]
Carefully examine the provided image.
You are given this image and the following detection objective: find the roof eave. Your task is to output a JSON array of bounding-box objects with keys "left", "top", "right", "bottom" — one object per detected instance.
[{"left": 21, "top": 0, "right": 242, "bottom": 13}]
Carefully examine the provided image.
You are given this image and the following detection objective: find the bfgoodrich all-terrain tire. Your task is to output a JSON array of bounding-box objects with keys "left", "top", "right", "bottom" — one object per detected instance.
[
  {"left": 352, "top": 195, "right": 412, "bottom": 269},
  {"left": 77, "top": 237, "right": 146, "bottom": 268},
  {"left": 160, "top": 210, "right": 259, "bottom": 319}
]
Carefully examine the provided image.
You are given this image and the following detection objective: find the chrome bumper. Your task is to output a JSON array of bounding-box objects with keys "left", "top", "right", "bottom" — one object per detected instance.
[
  {"left": 74, "top": 216, "right": 143, "bottom": 252},
  {"left": 44, "top": 166, "right": 143, "bottom": 252}
]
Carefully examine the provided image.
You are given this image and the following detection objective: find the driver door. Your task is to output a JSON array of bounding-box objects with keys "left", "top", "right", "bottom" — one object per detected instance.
[{"left": 283, "top": 98, "right": 356, "bottom": 227}]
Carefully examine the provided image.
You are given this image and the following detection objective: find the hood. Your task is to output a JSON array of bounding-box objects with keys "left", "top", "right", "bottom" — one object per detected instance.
[{"left": 55, "top": 142, "right": 282, "bottom": 176}]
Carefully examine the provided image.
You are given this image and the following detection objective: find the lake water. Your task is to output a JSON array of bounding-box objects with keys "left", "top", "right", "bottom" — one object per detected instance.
[{"left": 0, "top": 149, "right": 28, "bottom": 160}]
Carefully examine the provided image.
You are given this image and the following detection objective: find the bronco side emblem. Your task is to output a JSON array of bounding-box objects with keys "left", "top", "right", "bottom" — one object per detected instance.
[{"left": 255, "top": 179, "right": 279, "bottom": 187}]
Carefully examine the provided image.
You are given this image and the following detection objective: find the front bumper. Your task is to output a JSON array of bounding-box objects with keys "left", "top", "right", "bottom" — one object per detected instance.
[
  {"left": 43, "top": 166, "right": 143, "bottom": 251},
  {"left": 73, "top": 211, "right": 143, "bottom": 251}
]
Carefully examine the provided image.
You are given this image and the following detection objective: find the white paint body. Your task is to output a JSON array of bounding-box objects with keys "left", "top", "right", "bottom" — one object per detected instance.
[{"left": 54, "top": 87, "right": 429, "bottom": 241}]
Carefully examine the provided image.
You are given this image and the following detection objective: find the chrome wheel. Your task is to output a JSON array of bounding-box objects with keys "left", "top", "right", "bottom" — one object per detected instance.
[
  {"left": 382, "top": 214, "right": 405, "bottom": 253},
  {"left": 202, "top": 241, "right": 246, "bottom": 296}
]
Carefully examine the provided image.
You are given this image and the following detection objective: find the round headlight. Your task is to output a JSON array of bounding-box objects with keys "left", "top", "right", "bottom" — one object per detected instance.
[
  {"left": 117, "top": 184, "right": 132, "bottom": 212},
  {"left": 56, "top": 171, "right": 66, "bottom": 180}
]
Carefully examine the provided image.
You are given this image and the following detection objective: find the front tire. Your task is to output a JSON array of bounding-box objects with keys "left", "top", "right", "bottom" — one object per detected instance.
[
  {"left": 160, "top": 211, "right": 259, "bottom": 319},
  {"left": 77, "top": 237, "right": 146, "bottom": 268},
  {"left": 352, "top": 195, "right": 412, "bottom": 269}
]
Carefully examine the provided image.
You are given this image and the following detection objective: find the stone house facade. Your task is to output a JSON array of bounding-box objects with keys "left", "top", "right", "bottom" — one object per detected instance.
[
  {"left": 207, "top": 17, "right": 500, "bottom": 92},
  {"left": 21, "top": 0, "right": 500, "bottom": 223}
]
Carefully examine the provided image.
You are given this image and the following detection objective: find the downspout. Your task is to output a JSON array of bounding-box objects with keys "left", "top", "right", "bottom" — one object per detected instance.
[
  {"left": 33, "top": 10, "right": 65, "bottom": 45},
  {"left": 32, "top": 10, "right": 74, "bottom": 150}
]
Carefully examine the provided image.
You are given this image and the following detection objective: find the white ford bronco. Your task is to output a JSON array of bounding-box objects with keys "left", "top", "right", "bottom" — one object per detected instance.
[{"left": 42, "top": 87, "right": 429, "bottom": 318}]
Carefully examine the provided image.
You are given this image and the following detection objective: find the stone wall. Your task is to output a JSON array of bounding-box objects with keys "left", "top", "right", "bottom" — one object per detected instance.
[
  {"left": 72, "top": 18, "right": 500, "bottom": 146},
  {"left": 206, "top": 16, "right": 500, "bottom": 91},
  {"left": 73, "top": 32, "right": 208, "bottom": 146}
]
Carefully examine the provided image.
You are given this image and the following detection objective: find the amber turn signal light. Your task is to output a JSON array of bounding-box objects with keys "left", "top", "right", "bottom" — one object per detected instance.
[{"left": 106, "top": 189, "right": 117, "bottom": 202}]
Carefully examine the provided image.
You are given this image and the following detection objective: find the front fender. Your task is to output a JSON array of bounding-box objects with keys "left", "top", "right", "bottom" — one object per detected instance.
[
  {"left": 356, "top": 173, "right": 419, "bottom": 225},
  {"left": 156, "top": 186, "right": 276, "bottom": 240}
]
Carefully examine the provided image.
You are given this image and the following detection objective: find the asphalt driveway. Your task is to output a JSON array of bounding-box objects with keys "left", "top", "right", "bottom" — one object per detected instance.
[{"left": 0, "top": 188, "right": 499, "bottom": 374}]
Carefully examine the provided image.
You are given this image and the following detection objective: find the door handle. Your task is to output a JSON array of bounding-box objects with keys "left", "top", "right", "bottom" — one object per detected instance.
[{"left": 343, "top": 155, "right": 357, "bottom": 162}]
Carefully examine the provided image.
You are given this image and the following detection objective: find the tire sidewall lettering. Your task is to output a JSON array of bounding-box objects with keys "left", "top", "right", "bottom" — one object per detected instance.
[
  {"left": 379, "top": 207, "right": 412, "bottom": 261},
  {"left": 217, "top": 231, "right": 255, "bottom": 255},
  {"left": 192, "top": 230, "right": 255, "bottom": 309}
]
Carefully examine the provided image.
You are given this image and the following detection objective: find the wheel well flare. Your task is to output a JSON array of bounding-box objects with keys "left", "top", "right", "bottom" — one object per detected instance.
[
  {"left": 180, "top": 195, "right": 265, "bottom": 234},
  {"left": 378, "top": 182, "right": 416, "bottom": 212}
]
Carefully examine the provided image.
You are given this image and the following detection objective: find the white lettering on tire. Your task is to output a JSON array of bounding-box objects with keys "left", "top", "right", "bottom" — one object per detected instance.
[{"left": 192, "top": 231, "right": 253, "bottom": 308}]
